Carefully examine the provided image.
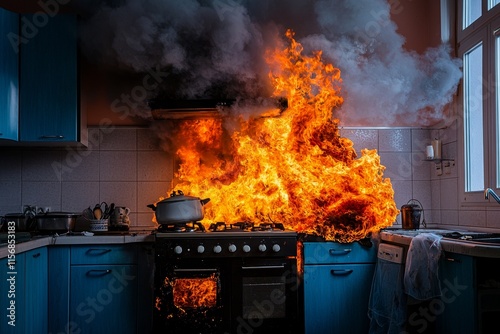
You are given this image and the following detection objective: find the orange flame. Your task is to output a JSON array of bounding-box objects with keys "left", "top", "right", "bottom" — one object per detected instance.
[
  {"left": 172, "top": 276, "right": 218, "bottom": 308},
  {"left": 161, "top": 29, "right": 398, "bottom": 242}
]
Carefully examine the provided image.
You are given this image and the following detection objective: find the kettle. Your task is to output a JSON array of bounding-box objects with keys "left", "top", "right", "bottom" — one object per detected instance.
[{"left": 400, "top": 199, "right": 425, "bottom": 230}]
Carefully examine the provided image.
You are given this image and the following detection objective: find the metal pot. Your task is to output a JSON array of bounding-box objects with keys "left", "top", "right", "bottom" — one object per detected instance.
[
  {"left": 147, "top": 190, "right": 210, "bottom": 224},
  {"left": 35, "top": 212, "right": 80, "bottom": 232},
  {"left": 401, "top": 201, "right": 423, "bottom": 230},
  {"left": 1, "top": 213, "right": 36, "bottom": 232}
]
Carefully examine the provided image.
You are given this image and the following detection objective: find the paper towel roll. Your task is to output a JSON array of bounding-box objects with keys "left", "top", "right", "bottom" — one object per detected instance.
[
  {"left": 426, "top": 145, "right": 434, "bottom": 159},
  {"left": 432, "top": 139, "right": 441, "bottom": 159}
]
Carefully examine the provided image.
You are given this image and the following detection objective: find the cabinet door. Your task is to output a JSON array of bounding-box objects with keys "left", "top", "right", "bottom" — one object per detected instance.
[
  {"left": 70, "top": 265, "right": 138, "bottom": 333},
  {"left": 304, "top": 263, "right": 375, "bottom": 334},
  {"left": 435, "top": 253, "right": 475, "bottom": 334},
  {"left": 0, "top": 8, "right": 19, "bottom": 141},
  {"left": 25, "top": 247, "right": 48, "bottom": 333},
  {"left": 20, "top": 14, "right": 78, "bottom": 142},
  {"left": 0, "top": 252, "right": 26, "bottom": 334}
]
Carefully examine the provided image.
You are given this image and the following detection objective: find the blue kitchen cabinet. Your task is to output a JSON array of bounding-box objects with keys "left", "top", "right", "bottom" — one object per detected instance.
[
  {"left": 0, "top": 247, "right": 47, "bottom": 334},
  {"left": 48, "top": 246, "right": 71, "bottom": 334},
  {"left": 435, "top": 252, "right": 476, "bottom": 333},
  {"left": 69, "top": 245, "right": 138, "bottom": 333},
  {"left": 19, "top": 14, "right": 83, "bottom": 143},
  {"left": 0, "top": 7, "right": 19, "bottom": 142},
  {"left": 48, "top": 245, "right": 140, "bottom": 333},
  {"left": 0, "top": 252, "right": 26, "bottom": 333},
  {"left": 70, "top": 264, "right": 138, "bottom": 333},
  {"left": 303, "top": 241, "right": 376, "bottom": 334},
  {"left": 24, "top": 247, "right": 48, "bottom": 333}
]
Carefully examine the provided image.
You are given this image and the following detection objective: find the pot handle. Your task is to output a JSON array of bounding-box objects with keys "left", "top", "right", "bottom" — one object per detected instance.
[
  {"left": 200, "top": 198, "right": 210, "bottom": 205},
  {"left": 147, "top": 204, "right": 157, "bottom": 211}
]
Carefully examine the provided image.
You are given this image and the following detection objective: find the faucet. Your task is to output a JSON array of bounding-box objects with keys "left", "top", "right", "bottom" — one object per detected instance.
[{"left": 484, "top": 188, "right": 500, "bottom": 204}]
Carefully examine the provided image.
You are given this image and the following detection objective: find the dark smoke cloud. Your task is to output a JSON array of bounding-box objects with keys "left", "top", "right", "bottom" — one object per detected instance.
[{"left": 80, "top": 0, "right": 462, "bottom": 126}]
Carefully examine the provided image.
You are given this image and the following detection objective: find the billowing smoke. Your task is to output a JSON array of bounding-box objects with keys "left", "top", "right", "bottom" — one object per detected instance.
[{"left": 80, "top": 0, "right": 462, "bottom": 126}]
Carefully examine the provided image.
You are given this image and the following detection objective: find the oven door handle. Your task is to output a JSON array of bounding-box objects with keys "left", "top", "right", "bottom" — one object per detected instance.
[
  {"left": 242, "top": 265, "right": 285, "bottom": 270},
  {"left": 330, "top": 269, "right": 353, "bottom": 276},
  {"left": 174, "top": 268, "right": 218, "bottom": 272}
]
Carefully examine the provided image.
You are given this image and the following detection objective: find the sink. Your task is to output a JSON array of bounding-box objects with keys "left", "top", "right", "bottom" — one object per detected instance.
[
  {"left": 383, "top": 229, "right": 500, "bottom": 245},
  {"left": 469, "top": 237, "right": 500, "bottom": 244},
  {"left": 441, "top": 232, "right": 500, "bottom": 245}
]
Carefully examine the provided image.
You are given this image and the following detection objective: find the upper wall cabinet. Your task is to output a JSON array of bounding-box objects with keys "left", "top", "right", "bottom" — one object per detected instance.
[
  {"left": 0, "top": 8, "right": 19, "bottom": 142},
  {"left": 19, "top": 13, "right": 86, "bottom": 145}
]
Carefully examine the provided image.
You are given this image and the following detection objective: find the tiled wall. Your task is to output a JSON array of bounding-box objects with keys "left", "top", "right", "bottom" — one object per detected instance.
[
  {"left": 1, "top": 124, "right": 498, "bottom": 232},
  {"left": 0, "top": 127, "right": 173, "bottom": 230}
]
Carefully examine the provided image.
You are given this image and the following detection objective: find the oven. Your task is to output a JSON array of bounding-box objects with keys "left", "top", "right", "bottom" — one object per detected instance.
[{"left": 152, "top": 222, "right": 300, "bottom": 334}]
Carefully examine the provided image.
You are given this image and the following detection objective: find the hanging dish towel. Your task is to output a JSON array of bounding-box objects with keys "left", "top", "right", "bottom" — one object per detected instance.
[{"left": 404, "top": 233, "right": 443, "bottom": 300}]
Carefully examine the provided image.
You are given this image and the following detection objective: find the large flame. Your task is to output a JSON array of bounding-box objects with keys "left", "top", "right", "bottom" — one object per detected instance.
[{"left": 160, "top": 30, "right": 398, "bottom": 242}]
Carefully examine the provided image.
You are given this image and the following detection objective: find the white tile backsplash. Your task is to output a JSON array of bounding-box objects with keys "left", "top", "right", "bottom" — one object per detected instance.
[
  {"left": 99, "top": 151, "right": 137, "bottom": 181},
  {"left": 99, "top": 127, "right": 137, "bottom": 150},
  {"left": 379, "top": 129, "right": 411, "bottom": 152}
]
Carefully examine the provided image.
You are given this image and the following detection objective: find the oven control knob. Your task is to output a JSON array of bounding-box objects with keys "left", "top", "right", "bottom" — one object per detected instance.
[
  {"left": 272, "top": 244, "right": 281, "bottom": 252},
  {"left": 258, "top": 244, "right": 267, "bottom": 252},
  {"left": 174, "top": 245, "right": 183, "bottom": 255},
  {"left": 228, "top": 244, "right": 237, "bottom": 253},
  {"left": 242, "top": 244, "right": 251, "bottom": 253},
  {"left": 213, "top": 245, "right": 222, "bottom": 253},
  {"left": 197, "top": 245, "right": 205, "bottom": 254}
]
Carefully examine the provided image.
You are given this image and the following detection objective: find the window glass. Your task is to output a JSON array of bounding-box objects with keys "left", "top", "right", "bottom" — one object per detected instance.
[
  {"left": 464, "top": 0, "right": 482, "bottom": 28},
  {"left": 463, "top": 43, "right": 484, "bottom": 192},
  {"left": 489, "top": 0, "right": 500, "bottom": 10}
]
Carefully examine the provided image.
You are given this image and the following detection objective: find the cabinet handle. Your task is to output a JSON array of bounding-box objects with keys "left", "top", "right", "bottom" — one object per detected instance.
[
  {"left": 40, "top": 135, "right": 65, "bottom": 139},
  {"left": 445, "top": 257, "right": 461, "bottom": 263},
  {"left": 86, "top": 269, "right": 112, "bottom": 277},
  {"left": 329, "top": 248, "right": 352, "bottom": 256},
  {"left": 330, "top": 269, "right": 353, "bottom": 276},
  {"left": 32, "top": 252, "right": 41, "bottom": 258},
  {"left": 85, "top": 248, "right": 112, "bottom": 255}
]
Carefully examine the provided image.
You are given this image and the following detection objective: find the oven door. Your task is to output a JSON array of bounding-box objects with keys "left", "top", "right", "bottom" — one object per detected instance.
[
  {"left": 153, "top": 261, "right": 232, "bottom": 334},
  {"left": 234, "top": 257, "right": 299, "bottom": 334}
]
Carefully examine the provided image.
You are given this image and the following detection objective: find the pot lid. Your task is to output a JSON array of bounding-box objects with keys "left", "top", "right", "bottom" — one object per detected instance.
[{"left": 158, "top": 190, "right": 200, "bottom": 203}]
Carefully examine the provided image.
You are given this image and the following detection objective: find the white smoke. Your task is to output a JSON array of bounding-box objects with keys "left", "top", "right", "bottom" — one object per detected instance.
[{"left": 80, "top": 0, "right": 462, "bottom": 126}]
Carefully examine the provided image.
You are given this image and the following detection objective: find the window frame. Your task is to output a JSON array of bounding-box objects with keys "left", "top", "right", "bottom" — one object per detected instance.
[{"left": 458, "top": 1, "right": 500, "bottom": 205}]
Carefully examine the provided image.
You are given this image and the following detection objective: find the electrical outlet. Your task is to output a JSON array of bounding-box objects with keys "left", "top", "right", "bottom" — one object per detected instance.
[
  {"left": 444, "top": 161, "right": 451, "bottom": 174},
  {"left": 435, "top": 162, "right": 443, "bottom": 176}
]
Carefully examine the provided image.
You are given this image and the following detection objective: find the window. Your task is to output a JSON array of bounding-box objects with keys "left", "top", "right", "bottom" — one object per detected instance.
[
  {"left": 463, "top": 43, "right": 484, "bottom": 192},
  {"left": 459, "top": 0, "right": 500, "bottom": 203}
]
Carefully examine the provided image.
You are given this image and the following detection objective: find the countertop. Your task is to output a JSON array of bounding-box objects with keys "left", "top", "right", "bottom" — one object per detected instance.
[
  {"left": 380, "top": 228, "right": 500, "bottom": 258},
  {"left": 0, "top": 231, "right": 155, "bottom": 259}
]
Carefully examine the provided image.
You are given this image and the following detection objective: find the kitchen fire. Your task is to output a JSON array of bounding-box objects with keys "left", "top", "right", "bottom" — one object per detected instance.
[{"left": 151, "top": 30, "right": 398, "bottom": 334}]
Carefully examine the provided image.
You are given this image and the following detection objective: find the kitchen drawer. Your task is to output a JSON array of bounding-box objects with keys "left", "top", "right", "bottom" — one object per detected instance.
[
  {"left": 303, "top": 241, "right": 376, "bottom": 264},
  {"left": 71, "top": 245, "right": 137, "bottom": 265}
]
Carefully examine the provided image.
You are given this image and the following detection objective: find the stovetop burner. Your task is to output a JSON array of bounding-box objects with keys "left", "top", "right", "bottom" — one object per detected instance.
[
  {"left": 156, "top": 221, "right": 288, "bottom": 234},
  {"left": 157, "top": 221, "right": 205, "bottom": 233},
  {"left": 208, "top": 221, "right": 285, "bottom": 232}
]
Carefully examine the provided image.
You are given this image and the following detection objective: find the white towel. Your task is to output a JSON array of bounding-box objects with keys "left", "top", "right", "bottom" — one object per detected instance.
[{"left": 404, "top": 233, "right": 443, "bottom": 300}]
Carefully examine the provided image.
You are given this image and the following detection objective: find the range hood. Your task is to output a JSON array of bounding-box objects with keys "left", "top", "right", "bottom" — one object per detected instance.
[{"left": 149, "top": 98, "right": 288, "bottom": 120}]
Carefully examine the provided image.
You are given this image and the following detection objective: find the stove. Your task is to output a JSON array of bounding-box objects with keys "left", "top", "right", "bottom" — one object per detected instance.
[{"left": 152, "top": 221, "right": 301, "bottom": 334}]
